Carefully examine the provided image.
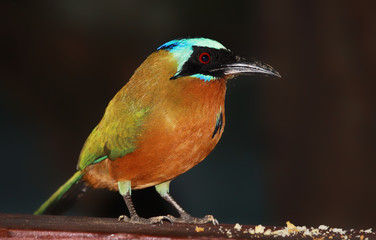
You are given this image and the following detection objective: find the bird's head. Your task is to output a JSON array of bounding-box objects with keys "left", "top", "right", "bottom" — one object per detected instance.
[{"left": 157, "top": 37, "right": 281, "bottom": 82}]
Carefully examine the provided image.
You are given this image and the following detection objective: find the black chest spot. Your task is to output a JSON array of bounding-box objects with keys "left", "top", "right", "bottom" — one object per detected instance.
[{"left": 212, "top": 111, "right": 223, "bottom": 138}]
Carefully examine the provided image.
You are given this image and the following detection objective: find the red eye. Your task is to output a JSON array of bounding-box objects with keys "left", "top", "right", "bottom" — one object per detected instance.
[{"left": 199, "top": 52, "right": 210, "bottom": 64}]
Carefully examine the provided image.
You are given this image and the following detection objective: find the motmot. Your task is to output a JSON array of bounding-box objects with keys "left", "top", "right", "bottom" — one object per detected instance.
[{"left": 35, "top": 37, "right": 280, "bottom": 224}]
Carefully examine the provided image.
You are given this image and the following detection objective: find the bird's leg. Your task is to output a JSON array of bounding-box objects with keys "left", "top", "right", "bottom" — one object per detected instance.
[
  {"left": 163, "top": 192, "right": 219, "bottom": 225},
  {"left": 118, "top": 181, "right": 172, "bottom": 224},
  {"left": 155, "top": 181, "right": 218, "bottom": 225}
]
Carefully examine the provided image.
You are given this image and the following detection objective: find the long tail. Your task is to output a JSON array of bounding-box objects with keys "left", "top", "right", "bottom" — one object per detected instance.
[{"left": 34, "top": 170, "right": 89, "bottom": 215}]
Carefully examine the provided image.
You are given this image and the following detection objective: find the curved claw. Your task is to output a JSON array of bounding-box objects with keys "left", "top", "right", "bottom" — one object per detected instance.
[
  {"left": 118, "top": 215, "right": 129, "bottom": 221},
  {"left": 118, "top": 215, "right": 172, "bottom": 225}
]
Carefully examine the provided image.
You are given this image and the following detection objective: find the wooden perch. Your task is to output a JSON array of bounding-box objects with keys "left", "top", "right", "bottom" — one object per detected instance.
[{"left": 0, "top": 213, "right": 374, "bottom": 239}]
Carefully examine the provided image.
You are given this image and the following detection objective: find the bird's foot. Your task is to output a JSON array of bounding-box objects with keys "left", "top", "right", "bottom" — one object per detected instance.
[
  {"left": 118, "top": 214, "right": 172, "bottom": 224},
  {"left": 167, "top": 213, "right": 218, "bottom": 225}
]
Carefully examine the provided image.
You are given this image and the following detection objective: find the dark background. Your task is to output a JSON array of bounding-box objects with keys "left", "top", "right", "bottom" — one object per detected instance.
[{"left": 1, "top": 0, "right": 375, "bottom": 229}]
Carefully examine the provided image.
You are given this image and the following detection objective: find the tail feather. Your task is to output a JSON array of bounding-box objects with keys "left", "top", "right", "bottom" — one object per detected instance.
[{"left": 34, "top": 171, "right": 88, "bottom": 215}]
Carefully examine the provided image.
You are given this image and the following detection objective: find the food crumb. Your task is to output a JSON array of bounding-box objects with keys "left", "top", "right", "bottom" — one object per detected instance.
[
  {"left": 248, "top": 228, "right": 255, "bottom": 234},
  {"left": 363, "top": 229, "right": 373, "bottom": 234},
  {"left": 286, "top": 221, "right": 298, "bottom": 233},
  {"left": 226, "top": 229, "right": 233, "bottom": 238},
  {"left": 318, "top": 225, "right": 329, "bottom": 231},
  {"left": 255, "top": 225, "right": 265, "bottom": 234},
  {"left": 264, "top": 229, "right": 272, "bottom": 235},
  {"left": 234, "top": 223, "right": 242, "bottom": 231},
  {"left": 286, "top": 221, "right": 295, "bottom": 229},
  {"left": 304, "top": 229, "right": 313, "bottom": 237},
  {"left": 312, "top": 228, "right": 320, "bottom": 235},
  {"left": 272, "top": 228, "right": 289, "bottom": 237},
  {"left": 332, "top": 228, "right": 346, "bottom": 235},
  {"left": 195, "top": 226, "right": 204, "bottom": 232}
]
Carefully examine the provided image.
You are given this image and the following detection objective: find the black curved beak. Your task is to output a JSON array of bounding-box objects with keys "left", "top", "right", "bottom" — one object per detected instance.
[{"left": 210, "top": 56, "right": 281, "bottom": 78}]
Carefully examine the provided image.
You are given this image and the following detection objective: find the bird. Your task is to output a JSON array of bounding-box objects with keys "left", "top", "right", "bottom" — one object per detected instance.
[{"left": 34, "top": 37, "right": 280, "bottom": 224}]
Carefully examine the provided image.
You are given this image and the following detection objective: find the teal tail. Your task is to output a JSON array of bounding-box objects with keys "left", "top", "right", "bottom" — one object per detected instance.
[{"left": 34, "top": 170, "right": 87, "bottom": 215}]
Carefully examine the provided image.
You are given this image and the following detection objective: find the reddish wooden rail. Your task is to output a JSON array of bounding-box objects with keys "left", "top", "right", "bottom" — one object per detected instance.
[{"left": 0, "top": 213, "right": 374, "bottom": 239}]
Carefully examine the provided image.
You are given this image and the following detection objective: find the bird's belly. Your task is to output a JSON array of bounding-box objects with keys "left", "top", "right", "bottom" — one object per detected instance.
[
  {"left": 83, "top": 79, "right": 227, "bottom": 191},
  {"left": 109, "top": 118, "right": 224, "bottom": 189}
]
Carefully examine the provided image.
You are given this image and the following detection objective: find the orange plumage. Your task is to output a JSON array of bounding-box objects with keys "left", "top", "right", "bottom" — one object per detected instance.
[{"left": 83, "top": 50, "right": 227, "bottom": 190}]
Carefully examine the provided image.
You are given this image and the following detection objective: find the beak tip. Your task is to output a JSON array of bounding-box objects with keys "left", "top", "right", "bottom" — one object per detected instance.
[
  {"left": 259, "top": 62, "right": 281, "bottom": 78},
  {"left": 272, "top": 70, "right": 282, "bottom": 78}
]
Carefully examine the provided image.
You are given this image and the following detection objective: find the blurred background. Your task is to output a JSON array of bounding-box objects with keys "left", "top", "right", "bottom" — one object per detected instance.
[{"left": 1, "top": 0, "right": 375, "bottom": 229}]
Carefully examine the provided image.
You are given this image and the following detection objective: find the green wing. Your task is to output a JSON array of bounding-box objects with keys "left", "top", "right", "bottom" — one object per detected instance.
[{"left": 77, "top": 99, "right": 149, "bottom": 170}]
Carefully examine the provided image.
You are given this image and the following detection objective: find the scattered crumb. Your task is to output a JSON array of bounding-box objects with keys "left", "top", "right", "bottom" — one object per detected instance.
[
  {"left": 272, "top": 221, "right": 310, "bottom": 237},
  {"left": 234, "top": 223, "right": 242, "bottom": 231},
  {"left": 226, "top": 229, "right": 233, "bottom": 238},
  {"left": 272, "top": 228, "right": 289, "bottom": 237},
  {"left": 332, "top": 228, "right": 346, "bottom": 235},
  {"left": 286, "top": 221, "right": 295, "bottom": 229},
  {"left": 195, "top": 226, "right": 204, "bottom": 232},
  {"left": 237, "top": 221, "right": 370, "bottom": 239},
  {"left": 255, "top": 225, "right": 265, "bottom": 234},
  {"left": 297, "top": 226, "right": 308, "bottom": 232},
  {"left": 311, "top": 228, "right": 320, "bottom": 235},
  {"left": 218, "top": 226, "right": 224, "bottom": 234},
  {"left": 264, "top": 229, "right": 272, "bottom": 235},
  {"left": 304, "top": 229, "right": 313, "bottom": 237},
  {"left": 363, "top": 229, "right": 373, "bottom": 234},
  {"left": 286, "top": 221, "right": 298, "bottom": 233},
  {"left": 318, "top": 225, "right": 329, "bottom": 231}
]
